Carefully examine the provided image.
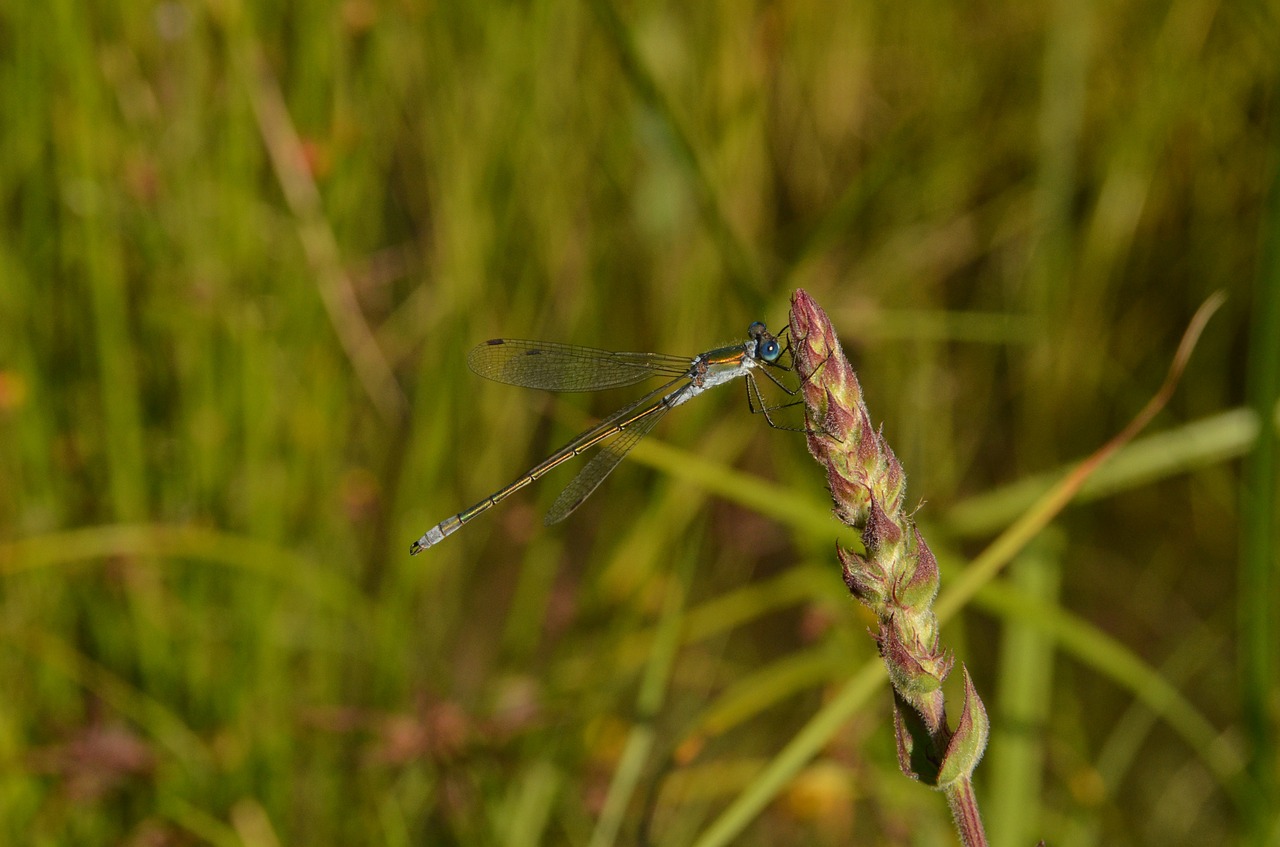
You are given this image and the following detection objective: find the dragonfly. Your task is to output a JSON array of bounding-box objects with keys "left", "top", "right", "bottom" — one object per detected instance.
[{"left": 409, "top": 321, "right": 794, "bottom": 554}]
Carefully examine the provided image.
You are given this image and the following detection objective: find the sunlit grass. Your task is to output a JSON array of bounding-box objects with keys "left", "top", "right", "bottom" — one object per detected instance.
[{"left": 0, "top": 1, "right": 1274, "bottom": 844}]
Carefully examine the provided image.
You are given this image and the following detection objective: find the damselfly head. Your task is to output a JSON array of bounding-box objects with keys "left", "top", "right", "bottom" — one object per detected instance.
[{"left": 747, "top": 322, "right": 782, "bottom": 363}]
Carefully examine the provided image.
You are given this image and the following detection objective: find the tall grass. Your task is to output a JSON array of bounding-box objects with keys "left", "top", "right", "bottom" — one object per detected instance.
[{"left": 0, "top": 1, "right": 1274, "bottom": 844}]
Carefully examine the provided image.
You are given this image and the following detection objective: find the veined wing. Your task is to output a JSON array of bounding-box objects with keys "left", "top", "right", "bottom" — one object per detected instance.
[
  {"left": 467, "top": 339, "right": 691, "bottom": 392},
  {"left": 542, "top": 384, "right": 689, "bottom": 525}
]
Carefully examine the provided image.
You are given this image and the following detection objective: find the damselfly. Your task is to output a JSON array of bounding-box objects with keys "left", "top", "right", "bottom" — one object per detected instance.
[{"left": 410, "top": 321, "right": 792, "bottom": 554}]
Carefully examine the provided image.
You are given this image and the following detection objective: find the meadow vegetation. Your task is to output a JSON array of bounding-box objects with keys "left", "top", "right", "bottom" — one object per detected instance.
[{"left": 0, "top": 1, "right": 1276, "bottom": 844}]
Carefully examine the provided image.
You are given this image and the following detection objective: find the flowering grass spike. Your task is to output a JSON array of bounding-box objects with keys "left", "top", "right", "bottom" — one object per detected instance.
[{"left": 789, "top": 289, "right": 990, "bottom": 846}]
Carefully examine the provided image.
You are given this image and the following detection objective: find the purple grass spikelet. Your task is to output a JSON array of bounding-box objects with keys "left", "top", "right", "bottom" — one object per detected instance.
[{"left": 789, "top": 289, "right": 989, "bottom": 845}]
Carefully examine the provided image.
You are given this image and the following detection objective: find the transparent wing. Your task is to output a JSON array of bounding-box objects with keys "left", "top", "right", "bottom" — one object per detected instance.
[
  {"left": 542, "top": 392, "right": 681, "bottom": 525},
  {"left": 467, "top": 339, "right": 690, "bottom": 392}
]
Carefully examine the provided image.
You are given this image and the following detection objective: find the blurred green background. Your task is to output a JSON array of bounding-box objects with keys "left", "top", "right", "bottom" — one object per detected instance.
[{"left": 2, "top": 1, "right": 1278, "bottom": 844}]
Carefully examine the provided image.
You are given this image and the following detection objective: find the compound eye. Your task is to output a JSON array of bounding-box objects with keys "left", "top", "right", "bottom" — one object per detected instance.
[
  {"left": 761, "top": 338, "right": 781, "bottom": 362},
  {"left": 748, "top": 321, "right": 766, "bottom": 338}
]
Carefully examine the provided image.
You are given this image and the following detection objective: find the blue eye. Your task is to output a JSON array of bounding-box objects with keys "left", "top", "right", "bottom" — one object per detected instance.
[{"left": 761, "top": 339, "right": 781, "bottom": 362}]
